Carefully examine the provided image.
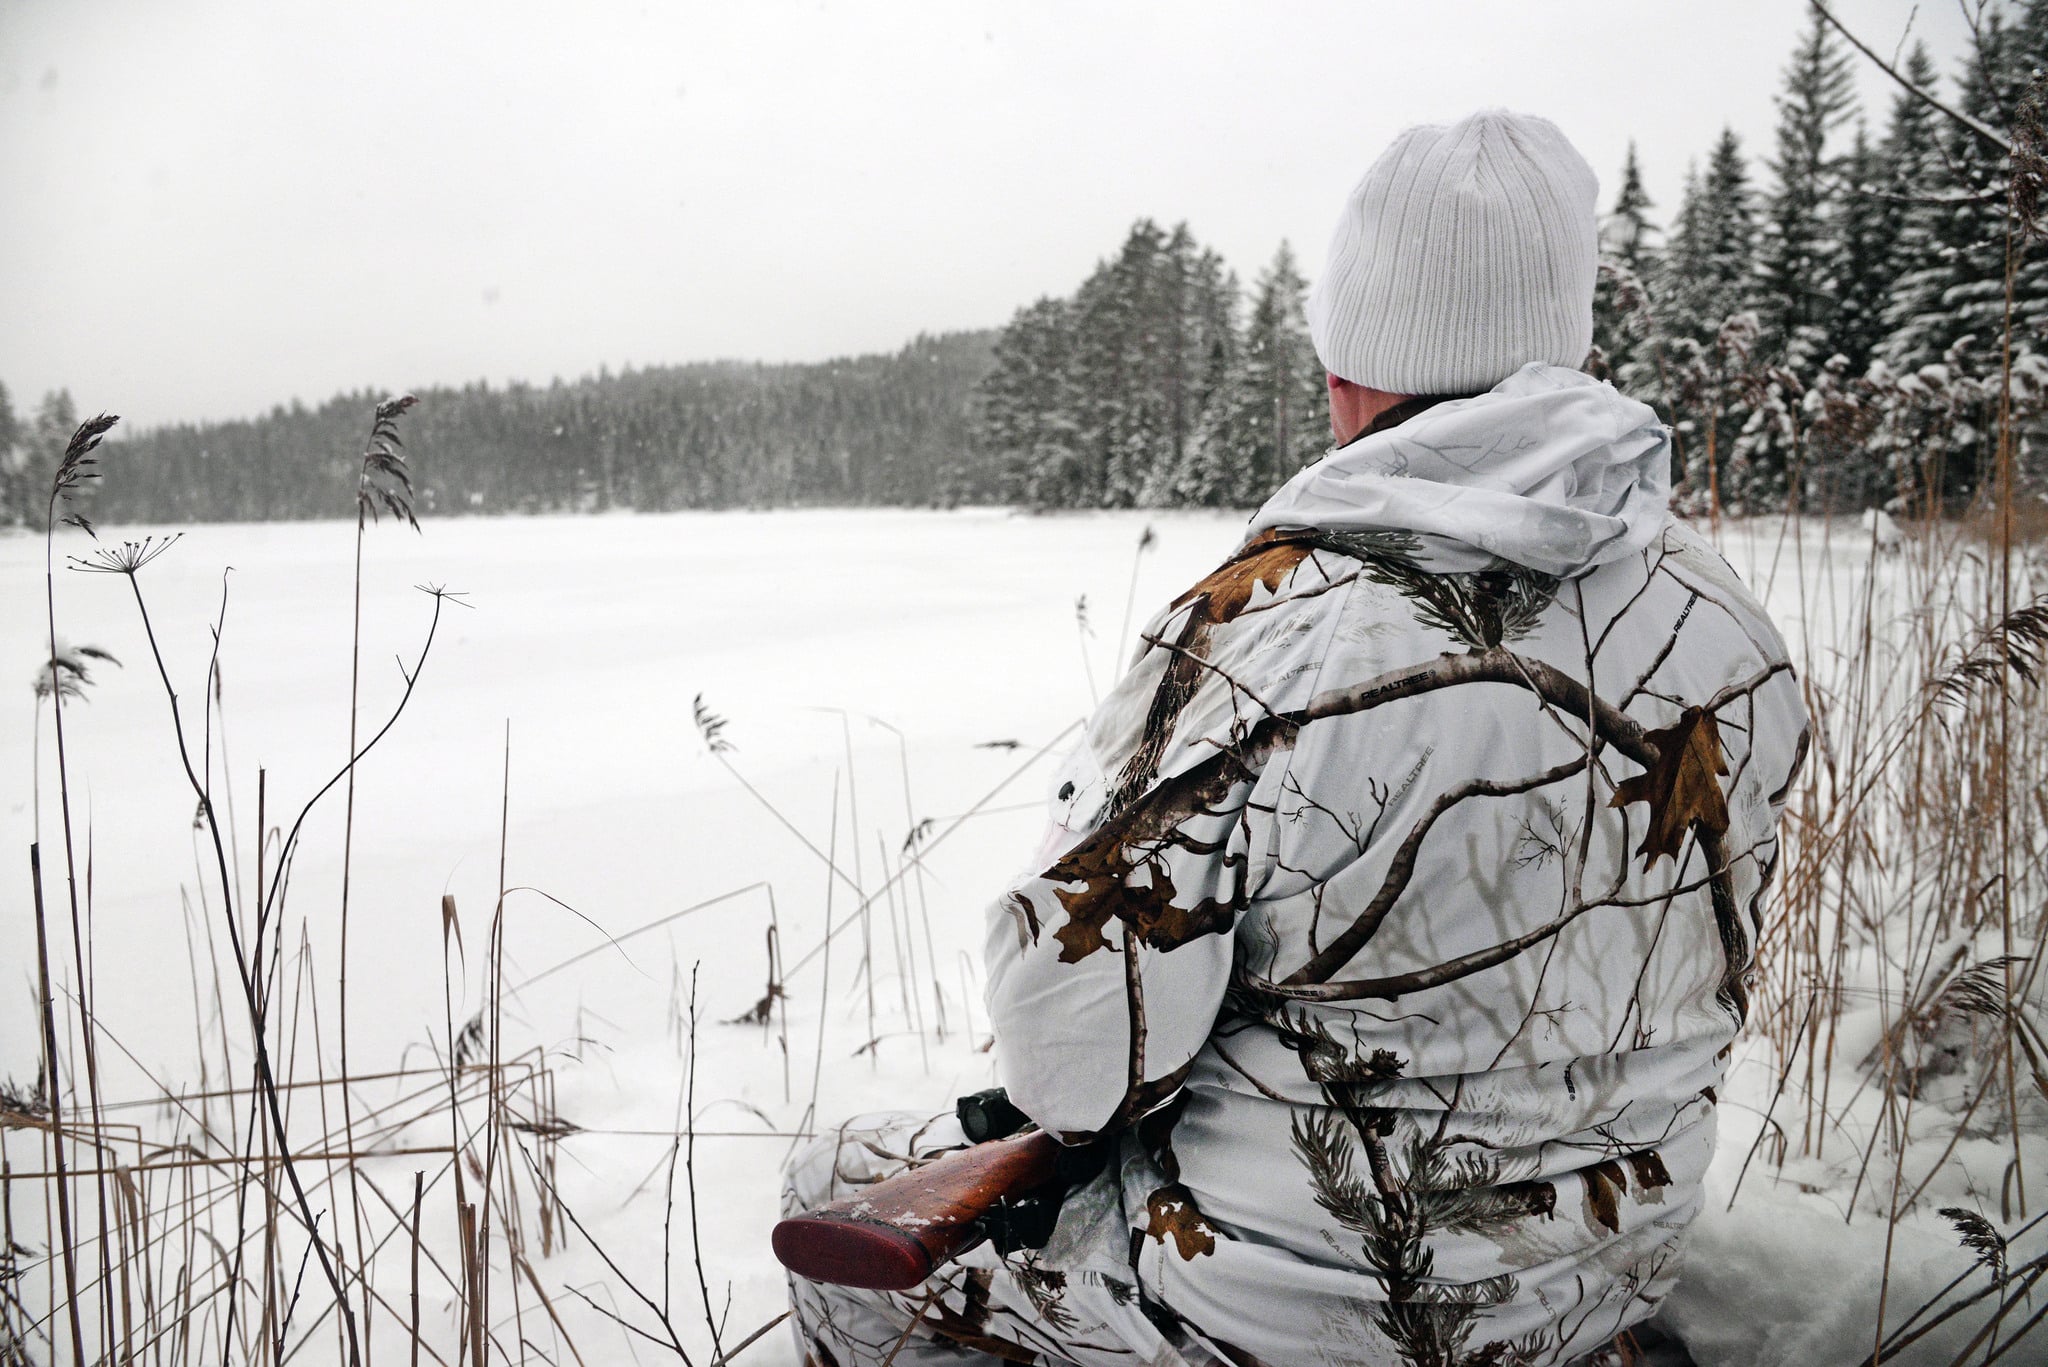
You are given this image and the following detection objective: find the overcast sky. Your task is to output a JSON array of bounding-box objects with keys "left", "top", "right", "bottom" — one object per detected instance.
[{"left": 0, "top": 0, "right": 1976, "bottom": 429}]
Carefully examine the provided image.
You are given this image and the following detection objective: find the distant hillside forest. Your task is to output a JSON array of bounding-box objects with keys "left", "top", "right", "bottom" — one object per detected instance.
[
  {"left": 6, "top": 5, "right": 2048, "bottom": 527},
  {"left": 0, "top": 333, "right": 996, "bottom": 525}
]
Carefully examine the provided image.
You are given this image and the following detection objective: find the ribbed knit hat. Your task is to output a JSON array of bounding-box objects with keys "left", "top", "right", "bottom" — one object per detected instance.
[{"left": 1307, "top": 109, "right": 1599, "bottom": 395}]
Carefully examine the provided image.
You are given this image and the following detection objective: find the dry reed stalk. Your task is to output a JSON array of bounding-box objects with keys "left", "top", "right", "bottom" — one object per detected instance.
[
  {"left": 29, "top": 844, "right": 87, "bottom": 1367},
  {"left": 339, "top": 398, "right": 421, "bottom": 1367},
  {"left": 682, "top": 965, "right": 726, "bottom": 1363},
  {"left": 40, "top": 417, "right": 123, "bottom": 1367},
  {"left": 0, "top": 399, "right": 596, "bottom": 1367},
  {"left": 871, "top": 718, "right": 933, "bottom": 1064},
  {"left": 796, "top": 776, "right": 841, "bottom": 1153},
  {"left": 780, "top": 720, "right": 1083, "bottom": 985}
]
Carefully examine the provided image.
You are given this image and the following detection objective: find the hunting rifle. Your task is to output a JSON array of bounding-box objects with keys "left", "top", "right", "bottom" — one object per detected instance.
[{"left": 772, "top": 1088, "right": 1105, "bottom": 1290}]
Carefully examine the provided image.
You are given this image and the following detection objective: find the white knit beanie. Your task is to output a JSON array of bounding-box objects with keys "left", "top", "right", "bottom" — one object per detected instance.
[{"left": 1307, "top": 109, "right": 1599, "bottom": 394}]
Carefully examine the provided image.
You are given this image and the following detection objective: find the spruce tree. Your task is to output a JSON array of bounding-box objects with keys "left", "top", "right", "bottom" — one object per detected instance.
[
  {"left": 1755, "top": 10, "right": 1857, "bottom": 366},
  {"left": 0, "top": 380, "right": 24, "bottom": 527},
  {"left": 1872, "top": 43, "right": 1949, "bottom": 373},
  {"left": 1832, "top": 125, "right": 1897, "bottom": 376},
  {"left": 1190, "top": 244, "right": 1323, "bottom": 506},
  {"left": 1657, "top": 135, "right": 1762, "bottom": 514},
  {"left": 2002, "top": 0, "right": 2048, "bottom": 349},
  {"left": 1660, "top": 130, "right": 1759, "bottom": 348},
  {"left": 978, "top": 297, "right": 1081, "bottom": 506},
  {"left": 1877, "top": 10, "right": 2045, "bottom": 498},
  {"left": 1606, "top": 141, "right": 1659, "bottom": 269},
  {"left": 1070, "top": 220, "right": 1195, "bottom": 507},
  {"left": 1150, "top": 249, "right": 1242, "bottom": 504},
  {"left": 1592, "top": 142, "right": 1659, "bottom": 388}
]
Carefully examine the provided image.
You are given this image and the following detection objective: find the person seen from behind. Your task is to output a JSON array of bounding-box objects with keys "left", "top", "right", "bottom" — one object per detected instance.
[{"left": 781, "top": 107, "right": 1811, "bottom": 1367}]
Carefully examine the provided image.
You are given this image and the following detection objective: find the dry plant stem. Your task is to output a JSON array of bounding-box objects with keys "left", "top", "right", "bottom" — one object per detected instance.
[
  {"left": 878, "top": 1276, "right": 957, "bottom": 1367},
  {"left": 1114, "top": 526, "right": 1153, "bottom": 675},
  {"left": 1993, "top": 200, "right": 2026, "bottom": 1221},
  {"left": 480, "top": 723, "right": 514, "bottom": 1367},
  {"left": 44, "top": 466, "right": 119, "bottom": 1361},
  {"left": 521, "top": 1151, "right": 695, "bottom": 1365},
  {"left": 1075, "top": 601, "right": 1100, "bottom": 706},
  {"left": 340, "top": 456, "right": 373, "bottom": 1367},
  {"left": 1727, "top": 989, "right": 1819, "bottom": 1210},
  {"left": 436, "top": 896, "right": 473, "bottom": 1367},
  {"left": 798, "top": 777, "right": 842, "bottom": 1151},
  {"left": 507, "top": 881, "right": 774, "bottom": 994},
  {"left": 835, "top": 716, "right": 878, "bottom": 1069},
  {"left": 30, "top": 843, "right": 89, "bottom": 1367},
  {"left": 875, "top": 718, "right": 942, "bottom": 1049},
  {"left": 120, "top": 575, "right": 451, "bottom": 1367},
  {"left": 712, "top": 1311, "right": 790, "bottom": 1366},
  {"left": 1808, "top": 1, "right": 2010, "bottom": 152},
  {"left": 781, "top": 720, "right": 1083, "bottom": 982},
  {"left": 772, "top": 883, "right": 794, "bottom": 1100},
  {"left": 1884, "top": 1259, "right": 2048, "bottom": 1367},
  {"left": 682, "top": 965, "right": 726, "bottom": 1364},
  {"left": 876, "top": 831, "right": 925, "bottom": 1072}
]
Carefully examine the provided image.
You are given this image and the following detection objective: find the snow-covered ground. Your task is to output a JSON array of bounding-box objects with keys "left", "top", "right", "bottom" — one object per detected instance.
[{"left": 2, "top": 509, "right": 2039, "bottom": 1367}]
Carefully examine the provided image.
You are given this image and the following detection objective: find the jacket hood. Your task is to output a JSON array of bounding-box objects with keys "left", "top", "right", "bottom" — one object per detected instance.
[{"left": 1245, "top": 363, "right": 1672, "bottom": 577}]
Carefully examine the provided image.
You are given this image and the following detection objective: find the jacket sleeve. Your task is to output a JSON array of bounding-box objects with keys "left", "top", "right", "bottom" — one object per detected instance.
[{"left": 982, "top": 714, "right": 1286, "bottom": 1142}]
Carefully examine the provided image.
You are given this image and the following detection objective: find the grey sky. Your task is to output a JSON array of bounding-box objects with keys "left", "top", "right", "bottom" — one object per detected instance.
[{"left": 0, "top": 0, "right": 1973, "bottom": 429}]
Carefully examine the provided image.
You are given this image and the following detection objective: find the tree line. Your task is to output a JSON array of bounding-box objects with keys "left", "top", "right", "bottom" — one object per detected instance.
[
  {"left": 981, "top": 5, "right": 2048, "bottom": 517},
  {"left": 1585, "top": 2, "right": 2048, "bottom": 517},
  {"left": 977, "top": 224, "right": 1324, "bottom": 508},
  {"left": 0, "top": 334, "right": 996, "bottom": 526},
  {"left": 6, "top": 5, "right": 2047, "bottom": 529}
]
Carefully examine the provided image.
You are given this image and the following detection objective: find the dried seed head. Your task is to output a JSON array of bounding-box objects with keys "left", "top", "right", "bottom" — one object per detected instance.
[
  {"left": 693, "top": 693, "right": 734, "bottom": 754},
  {"left": 51, "top": 412, "right": 119, "bottom": 504},
  {"left": 68, "top": 533, "right": 181, "bottom": 576},
  {"left": 359, "top": 394, "right": 422, "bottom": 530},
  {"left": 1939, "top": 1207, "right": 2009, "bottom": 1284}
]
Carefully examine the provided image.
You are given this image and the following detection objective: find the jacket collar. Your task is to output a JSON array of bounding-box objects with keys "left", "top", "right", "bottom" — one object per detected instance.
[{"left": 1337, "top": 392, "right": 1476, "bottom": 450}]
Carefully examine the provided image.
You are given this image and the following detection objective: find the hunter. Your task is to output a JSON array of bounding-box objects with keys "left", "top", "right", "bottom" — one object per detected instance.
[{"left": 782, "top": 108, "right": 1810, "bottom": 1367}]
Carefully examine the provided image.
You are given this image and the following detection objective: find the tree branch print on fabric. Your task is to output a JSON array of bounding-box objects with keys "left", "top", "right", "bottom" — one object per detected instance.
[
  {"left": 1037, "top": 533, "right": 1793, "bottom": 1032},
  {"left": 982, "top": 503, "right": 1807, "bottom": 1366},
  {"left": 1102, "top": 533, "right": 1316, "bottom": 816}
]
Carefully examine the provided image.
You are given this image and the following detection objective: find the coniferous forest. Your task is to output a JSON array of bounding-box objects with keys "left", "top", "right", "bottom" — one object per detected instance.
[{"left": 5, "top": 4, "right": 2048, "bottom": 526}]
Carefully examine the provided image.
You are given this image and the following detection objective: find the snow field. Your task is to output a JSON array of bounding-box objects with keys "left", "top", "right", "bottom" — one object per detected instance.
[{"left": 2, "top": 508, "right": 2041, "bottom": 1366}]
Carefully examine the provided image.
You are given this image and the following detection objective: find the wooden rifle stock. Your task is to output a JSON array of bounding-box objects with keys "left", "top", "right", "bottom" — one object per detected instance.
[{"left": 772, "top": 1129, "right": 1064, "bottom": 1290}]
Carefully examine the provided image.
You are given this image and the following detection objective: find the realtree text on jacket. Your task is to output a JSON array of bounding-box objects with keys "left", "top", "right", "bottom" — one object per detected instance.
[
  {"left": 781, "top": 364, "right": 1809, "bottom": 1367},
  {"left": 975, "top": 364, "right": 1811, "bottom": 1365}
]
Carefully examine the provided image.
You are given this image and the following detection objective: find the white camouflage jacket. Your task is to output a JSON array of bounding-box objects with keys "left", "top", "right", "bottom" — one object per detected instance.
[{"left": 982, "top": 364, "right": 1810, "bottom": 1367}]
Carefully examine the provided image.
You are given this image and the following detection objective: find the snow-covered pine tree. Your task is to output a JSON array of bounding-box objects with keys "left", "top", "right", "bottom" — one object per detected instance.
[
  {"left": 977, "top": 296, "right": 1083, "bottom": 507},
  {"left": 1660, "top": 130, "right": 1759, "bottom": 349},
  {"left": 1874, "top": 42, "right": 1953, "bottom": 376},
  {"left": 2012, "top": 0, "right": 2048, "bottom": 344},
  {"left": 1071, "top": 220, "right": 1176, "bottom": 507},
  {"left": 1877, "top": 7, "right": 2046, "bottom": 499},
  {"left": 1591, "top": 141, "right": 1660, "bottom": 390},
  {"left": 1811, "top": 124, "right": 1903, "bottom": 509},
  {"left": 1187, "top": 244, "right": 1323, "bottom": 506},
  {"left": 1159, "top": 224, "right": 1198, "bottom": 498},
  {"left": 977, "top": 218, "right": 1250, "bottom": 509},
  {"left": 1067, "top": 219, "right": 1258, "bottom": 508},
  {"left": 1191, "top": 248, "right": 1239, "bottom": 439},
  {"left": 1755, "top": 10, "right": 1857, "bottom": 369},
  {"left": 1656, "top": 131, "right": 1764, "bottom": 513},
  {"left": 1271, "top": 244, "right": 1329, "bottom": 478},
  {"left": 0, "top": 380, "right": 26, "bottom": 527},
  {"left": 1149, "top": 247, "right": 1242, "bottom": 505},
  {"left": 1831, "top": 126, "right": 1895, "bottom": 378}
]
